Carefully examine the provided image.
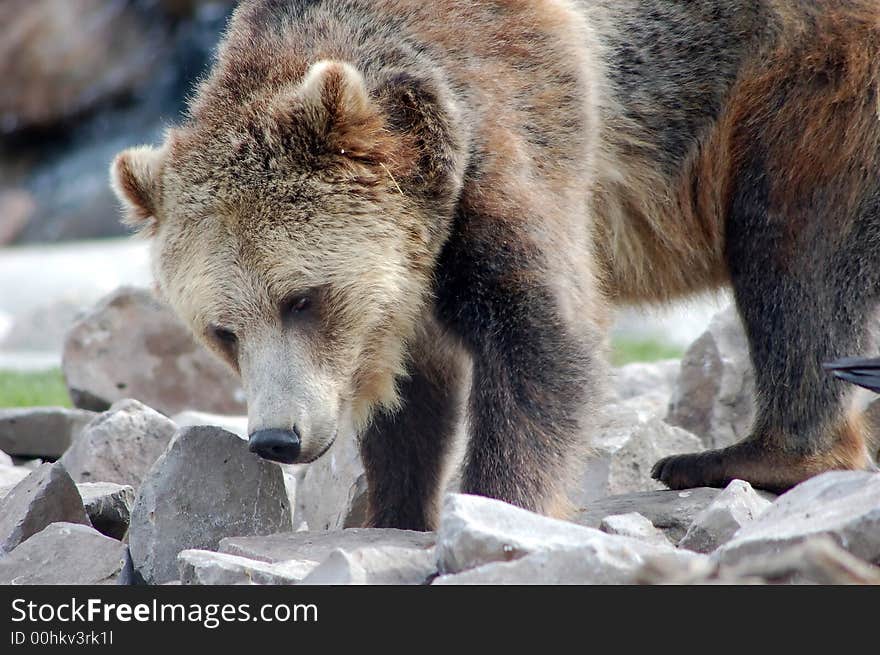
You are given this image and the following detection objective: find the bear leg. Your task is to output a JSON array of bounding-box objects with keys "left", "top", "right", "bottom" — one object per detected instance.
[
  {"left": 654, "top": 152, "right": 880, "bottom": 492},
  {"left": 359, "top": 320, "right": 467, "bottom": 531},
  {"left": 435, "top": 216, "right": 605, "bottom": 516}
]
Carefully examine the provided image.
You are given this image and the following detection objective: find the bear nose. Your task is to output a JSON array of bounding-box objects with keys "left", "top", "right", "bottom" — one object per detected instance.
[{"left": 248, "top": 428, "right": 301, "bottom": 464}]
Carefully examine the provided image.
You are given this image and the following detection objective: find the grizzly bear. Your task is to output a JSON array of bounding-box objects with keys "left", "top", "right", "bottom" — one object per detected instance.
[{"left": 110, "top": 0, "right": 880, "bottom": 530}]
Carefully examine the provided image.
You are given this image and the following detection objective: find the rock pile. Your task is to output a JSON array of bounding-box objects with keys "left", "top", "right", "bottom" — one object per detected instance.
[{"left": 0, "top": 302, "right": 878, "bottom": 584}]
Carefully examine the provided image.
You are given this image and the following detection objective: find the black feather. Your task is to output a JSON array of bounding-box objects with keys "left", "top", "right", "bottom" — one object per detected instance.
[{"left": 823, "top": 357, "right": 880, "bottom": 393}]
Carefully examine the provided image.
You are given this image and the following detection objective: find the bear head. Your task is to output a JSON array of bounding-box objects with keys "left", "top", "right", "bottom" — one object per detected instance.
[{"left": 110, "top": 57, "right": 466, "bottom": 464}]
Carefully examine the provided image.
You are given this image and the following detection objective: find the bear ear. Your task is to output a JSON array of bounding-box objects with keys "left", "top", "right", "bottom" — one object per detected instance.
[
  {"left": 110, "top": 145, "right": 166, "bottom": 236},
  {"left": 377, "top": 72, "right": 466, "bottom": 195},
  {"left": 294, "top": 60, "right": 387, "bottom": 160}
]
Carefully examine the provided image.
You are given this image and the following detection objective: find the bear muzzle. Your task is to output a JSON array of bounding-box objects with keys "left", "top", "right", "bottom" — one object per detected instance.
[{"left": 248, "top": 427, "right": 302, "bottom": 464}]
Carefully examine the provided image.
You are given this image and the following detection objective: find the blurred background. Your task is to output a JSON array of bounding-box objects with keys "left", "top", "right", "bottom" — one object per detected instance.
[{"left": 0, "top": 0, "right": 726, "bottom": 409}]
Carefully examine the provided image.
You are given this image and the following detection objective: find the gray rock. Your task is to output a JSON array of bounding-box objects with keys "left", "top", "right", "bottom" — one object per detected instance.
[
  {"left": 715, "top": 471, "right": 880, "bottom": 566},
  {"left": 611, "top": 359, "right": 681, "bottom": 402},
  {"left": 0, "top": 462, "right": 90, "bottom": 554},
  {"left": 128, "top": 426, "right": 292, "bottom": 584},
  {"left": 0, "top": 523, "right": 126, "bottom": 585},
  {"left": 0, "top": 450, "right": 12, "bottom": 467},
  {"left": 178, "top": 549, "right": 315, "bottom": 585},
  {"left": 434, "top": 542, "right": 707, "bottom": 585},
  {"left": 678, "top": 479, "right": 772, "bottom": 554},
  {"left": 295, "top": 431, "right": 367, "bottom": 531},
  {"left": 301, "top": 546, "right": 436, "bottom": 585},
  {"left": 666, "top": 306, "right": 755, "bottom": 450},
  {"left": 574, "top": 402, "right": 704, "bottom": 504},
  {"left": 60, "top": 399, "right": 177, "bottom": 487},
  {"left": 220, "top": 529, "right": 434, "bottom": 564},
  {"left": 61, "top": 286, "right": 246, "bottom": 415},
  {"left": 77, "top": 482, "right": 135, "bottom": 540},
  {"left": 0, "top": 406, "right": 96, "bottom": 458},
  {"left": 599, "top": 512, "right": 671, "bottom": 547},
  {"left": 575, "top": 488, "right": 724, "bottom": 543},
  {"left": 436, "top": 493, "right": 694, "bottom": 576},
  {"left": 638, "top": 535, "right": 880, "bottom": 585}
]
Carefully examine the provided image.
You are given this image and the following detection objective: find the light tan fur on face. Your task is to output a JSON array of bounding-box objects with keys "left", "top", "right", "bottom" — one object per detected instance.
[{"left": 112, "top": 59, "right": 440, "bottom": 459}]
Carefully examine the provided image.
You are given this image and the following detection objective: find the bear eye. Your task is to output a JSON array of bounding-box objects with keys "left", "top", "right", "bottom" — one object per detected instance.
[
  {"left": 210, "top": 325, "right": 238, "bottom": 349},
  {"left": 281, "top": 291, "right": 316, "bottom": 323}
]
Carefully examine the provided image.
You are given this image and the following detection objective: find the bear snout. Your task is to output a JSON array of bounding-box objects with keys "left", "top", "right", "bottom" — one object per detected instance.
[{"left": 248, "top": 428, "right": 302, "bottom": 464}]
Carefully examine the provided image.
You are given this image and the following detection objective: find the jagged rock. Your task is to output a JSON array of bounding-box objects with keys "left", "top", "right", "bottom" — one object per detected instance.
[
  {"left": 62, "top": 287, "right": 246, "bottom": 415},
  {"left": 128, "top": 426, "right": 292, "bottom": 584},
  {"left": 178, "top": 550, "right": 314, "bottom": 586},
  {"left": 0, "top": 406, "right": 96, "bottom": 458},
  {"left": 60, "top": 399, "right": 177, "bottom": 487},
  {"left": 295, "top": 431, "right": 367, "bottom": 531},
  {"left": 0, "top": 462, "right": 89, "bottom": 554},
  {"left": 574, "top": 402, "right": 704, "bottom": 504},
  {"left": 715, "top": 471, "right": 880, "bottom": 566},
  {"left": 637, "top": 535, "right": 880, "bottom": 585},
  {"left": 77, "top": 482, "right": 135, "bottom": 540},
  {"left": 434, "top": 543, "right": 708, "bottom": 585},
  {"left": 0, "top": 523, "right": 126, "bottom": 585},
  {"left": 611, "top": 359, "right": 681, "bottom": 402},
  {"left": 436, "top": 493, "right": 696, "bottom": 576},
  {"left": 301, "top": 546, "right": 436, "bottom": 585},
  {"left": 678, "top": 479, "right": 772, "bottom": 553},
  {"left": 599, "top": 512, "right": 671, "bottom": 547},
  {"left": 666, "top": 306, "right": 755, "bottom": 450},
  {"left": 576, "top": 488, "right": 723, "bottom": 543},
  {"left": 220, "top": 529, "right": 434, "bottom": 564}
]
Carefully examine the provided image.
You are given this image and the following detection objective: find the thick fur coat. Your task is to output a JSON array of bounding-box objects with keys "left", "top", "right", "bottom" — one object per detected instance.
[{"left": 111, "top": 0, "right": 880, "bottom": 529}]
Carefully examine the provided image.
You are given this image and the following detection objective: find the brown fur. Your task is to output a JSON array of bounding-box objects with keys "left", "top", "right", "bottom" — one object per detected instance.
[{"left": 111, "top": 1, "right": 880, "bottom": 528}]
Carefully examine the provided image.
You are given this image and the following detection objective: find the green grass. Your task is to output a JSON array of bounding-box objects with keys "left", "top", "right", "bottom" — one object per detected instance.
[
  {"left": 611, "top": 338, "right": 683, "bottom": 367},
  {"left": 0, "top": 343, "right": 676, "bottom": 408},
  {"left": 0, "top": 369, "right": 72, "bottom": 409}
]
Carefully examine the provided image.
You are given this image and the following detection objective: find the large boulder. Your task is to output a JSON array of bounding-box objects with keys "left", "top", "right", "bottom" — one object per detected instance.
[
  {"left": 128, "top": 426, "right": 292, "bottom": 584},
  {"left": 62, "top": 287, "right": 246, "bottom": 415},
  {"left": 638, "top": 535, "right": 880, "bottom": 585},
  {"left": 60, "top": 399, "right": 177, "bottom": 487},
  {"left": 0, "top": 407, "right": 96, "bottom": 458},
  {"left": 715, "top": 471, "right": 880, "bottom": 566},
  {"left": 0, "top": 462, "right": 90, "bottom": 554},
  {"left": 0, "top": 523, "right": 126, "bottom": 585},
  {"left": 435, "top": 494, "right": 702, "bottom": 583},
  {"left": 666, "top": 306, "right": 755, "bottom": 450}
]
